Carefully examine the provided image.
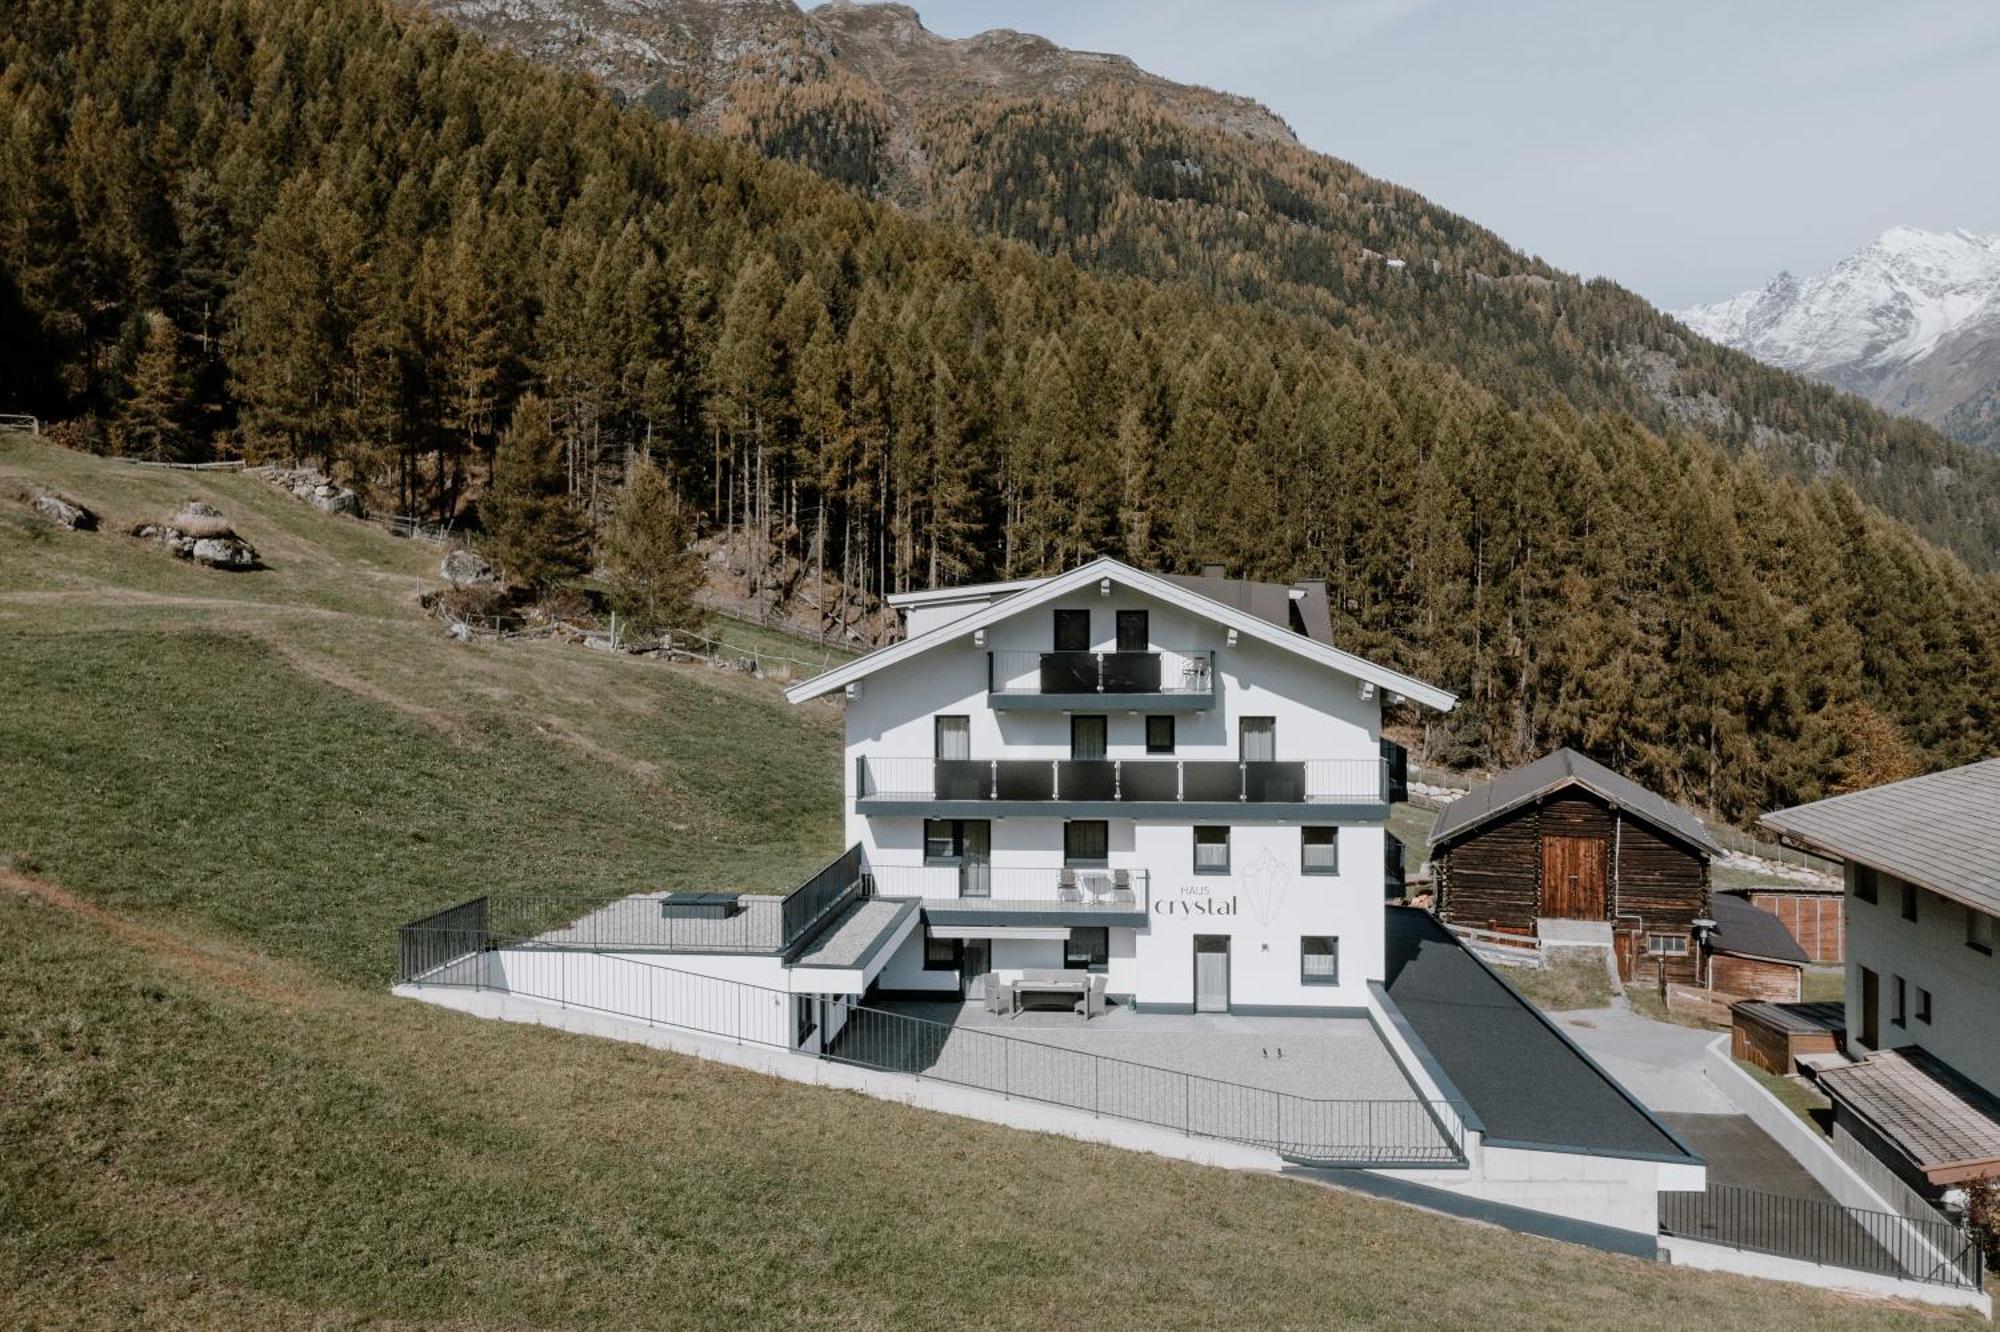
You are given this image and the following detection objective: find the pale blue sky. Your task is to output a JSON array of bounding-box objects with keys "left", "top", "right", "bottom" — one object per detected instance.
[{"left": 857, "top": 1, "right": 2000, "bottom": 309}]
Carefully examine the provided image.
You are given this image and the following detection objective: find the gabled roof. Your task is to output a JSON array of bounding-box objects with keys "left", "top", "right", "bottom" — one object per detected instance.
[
  {"left": 1707, "top": 893, "right": 1808, "bottom": 965},
  {"left": 785, "top": 557, "right": 1456, "bottom": 711},
  {"left": 1761, "top": 759, "right": 2000, "bottom": 918},
  {"left": 1428, "top": 748, "right": 1723, "bottom": 857}
]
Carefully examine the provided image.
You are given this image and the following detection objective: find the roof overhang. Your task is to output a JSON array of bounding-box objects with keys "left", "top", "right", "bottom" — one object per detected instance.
[
  {"left": 786, "top": 557, "right": 1457, "bottom": 712},
  {"left": 1430, "top": 774, "right": 1723, "bottom": 858}
]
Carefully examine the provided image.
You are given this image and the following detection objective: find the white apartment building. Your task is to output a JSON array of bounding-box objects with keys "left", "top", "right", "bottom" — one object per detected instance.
[{"left": 785, "top": 557, "right": 1455, "bottom": 1013}]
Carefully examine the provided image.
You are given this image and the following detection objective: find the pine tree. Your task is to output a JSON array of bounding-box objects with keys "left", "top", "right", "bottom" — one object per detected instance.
[
  {"left": 114, "top": 311, "right": 189, "bottom": 460},
  {"left": 600, "top": 458, "right": 706, "bottom": 638},
  {"left": 486, "top": 395, "right": 590, "bottom": 589}
]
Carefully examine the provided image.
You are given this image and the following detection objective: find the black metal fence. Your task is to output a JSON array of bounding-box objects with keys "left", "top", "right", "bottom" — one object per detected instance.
[
  {"left": 393, "top": 845, "right": 870, "bottom": 965},
  {"left": 394, "top": 896, "right": 488, "bottom": 984},
  {"left": 393, "top": 926, "right": 1465, "bottom": 1166},
  {"left": 826, "top": 1002, "right": 1463, "bottom": 1165},
  {"left": 1660, "top": 1183, "right": 1985, "bottom": 1291}
]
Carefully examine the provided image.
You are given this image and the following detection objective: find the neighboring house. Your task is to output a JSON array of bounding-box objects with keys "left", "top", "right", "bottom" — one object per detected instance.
[
  {"left": 786, "top": 558, "right": 1452, "bottom": 1013},
  {"left": 1736, "top": 883, "right": 1845, "bottom": 963},
  {"left": 1762, "top": 760, "right": 2000, "bottom": 1203},
  {"left": 1703, "top": 893, "right": 1807, "bottom": 1001},
  {"left": 1429, "top": 749, "right": 1721, "bottom": 984}
]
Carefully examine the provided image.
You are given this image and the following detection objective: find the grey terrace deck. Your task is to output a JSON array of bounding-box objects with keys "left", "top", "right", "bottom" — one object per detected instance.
[
  {"left": 529, "top": 892, "right": 785, "bottom": 952},
  {"left": 790, "top": 898, "right": 919, "bottom": 969}
]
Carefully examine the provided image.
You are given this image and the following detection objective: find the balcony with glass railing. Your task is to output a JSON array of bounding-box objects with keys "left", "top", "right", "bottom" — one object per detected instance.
[
  {"left": 987, "top": 648, "right": 1215, "bottom": 709},
  {"left": 869, "top": 865, "right": 1151, "bottom": 922},
  {"left": 855, "top": 755, "right": 1390, "bottom": 816}
]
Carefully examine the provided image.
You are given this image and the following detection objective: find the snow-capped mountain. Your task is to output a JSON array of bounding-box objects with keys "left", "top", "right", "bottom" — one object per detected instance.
[{"left": 1677, "top": 226, "right": 2000, "bottom": 449}]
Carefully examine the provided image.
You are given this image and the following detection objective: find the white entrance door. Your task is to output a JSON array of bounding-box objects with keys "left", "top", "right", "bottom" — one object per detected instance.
[{"left": 1194, "top": 936, "right": 1230, "bottom": 1013}]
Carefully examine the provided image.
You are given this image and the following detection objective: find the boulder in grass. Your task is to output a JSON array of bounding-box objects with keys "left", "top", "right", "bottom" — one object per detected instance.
[
  {"left": 132, "top": 503, "right": 261, "bottom": 570},
  {"left": 250, "top": 465, "right": 361, "bottom": 517},
  {"left": 439, "top": 547, "right": 496, "bottom": 588},
  {"left": 16, "top": 485, "right": 98, "bottom": 530}
]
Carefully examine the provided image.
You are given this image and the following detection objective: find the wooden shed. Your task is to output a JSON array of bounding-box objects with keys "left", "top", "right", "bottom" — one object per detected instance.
[
  {"left": 1739, "top": 884, "right": 1844, "bottom": 962},
  {"left": 1429, "top": 749, "right": 1721, "bottom": 984},
  {"left": 1703, "top": 893, "right": 1808, "bottom": 1000}
]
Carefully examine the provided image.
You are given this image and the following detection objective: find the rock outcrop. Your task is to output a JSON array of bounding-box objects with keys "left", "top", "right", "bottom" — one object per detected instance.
[
  {"left": 10, "top": 483, "right": 98, "bottom": 530},
  {"left": 439, "top": 547, "right": 496, "bottom": 587},
  {"left": 132, "top": 502, "right": 260, "bottom": 569},
  {"left": 253, "top": 465, "right": 362, "bottom": 516}
]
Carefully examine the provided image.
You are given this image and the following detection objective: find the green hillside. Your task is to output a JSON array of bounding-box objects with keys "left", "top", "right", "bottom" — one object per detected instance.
[{"left": 0, "top": 434, "right": 1958, "bottom": 1329}]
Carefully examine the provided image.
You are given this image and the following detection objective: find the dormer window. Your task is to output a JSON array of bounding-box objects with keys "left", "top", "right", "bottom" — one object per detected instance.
[{"left": 1053, "top": 609, "right": 1090, "bottom": 652}]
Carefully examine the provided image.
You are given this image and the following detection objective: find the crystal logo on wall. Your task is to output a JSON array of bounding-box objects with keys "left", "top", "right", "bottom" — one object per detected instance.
[{"left": 1241, "top": 847, "right": 1293, "bottom": 926}]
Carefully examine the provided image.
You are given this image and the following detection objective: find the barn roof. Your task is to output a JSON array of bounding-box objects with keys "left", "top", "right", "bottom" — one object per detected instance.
[
  {"left": 1428, "top": 748, "right": 1723, "bottom": 858},
  {"left": 1381, "top": 907, "right": 1698, "bottom": 1163},
  {"left": 1760, "top": 759, "right": 2000, "bottom": 918},
  {"left": 1707, "top": 894, "right": 1808, "bottom": 965}
]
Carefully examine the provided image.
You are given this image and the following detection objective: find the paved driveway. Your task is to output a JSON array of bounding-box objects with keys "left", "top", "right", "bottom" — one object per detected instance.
[{"left": 1552, "top": 1005, "right": 1734, "bottom": 1113}]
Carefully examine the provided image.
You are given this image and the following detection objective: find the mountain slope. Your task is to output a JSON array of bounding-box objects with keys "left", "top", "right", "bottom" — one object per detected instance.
[
  {"left": 1680, "top": 227, "right": 2000, "bottom": 450},
  {"left": 7, "top": 0, "right": 2000, "bottom": 824},
  {"left": 411, "top": 0, "right": 2000, "bottom": 565}
]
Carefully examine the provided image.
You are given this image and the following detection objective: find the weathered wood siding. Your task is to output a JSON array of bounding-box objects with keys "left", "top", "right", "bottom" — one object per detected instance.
[
  {"left": 1435, "top": 802, "right": 1540, "bottom": 934},
  {"left": 1438, "top": 783, "right": 1712, "bottom": 985},
  {"left": 1710, "top": 954, "right": 1803, "bottom": 1003},
  {"left": 1731, "top": 1007, "right": 1836, "bottom": 1075},
  {"left": 1747, "top": 889, "right": 1844, "bottom": 962},
  {"left": 1613, "top": 810, "right": 1710, "bottom": 986}
]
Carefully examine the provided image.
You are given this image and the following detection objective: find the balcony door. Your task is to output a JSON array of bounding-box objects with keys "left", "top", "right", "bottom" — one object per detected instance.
[
  {"left": 959, "top": 820, "right": 990, "bottom": 899},
  {"left": 1053, "top": 609, "right": 1091, "bottom": 651},
  {"left": 1239, "top": 717, "right": 1276, "bottom": 762},
  {"left": 1116, "top": 610, "right": 1149, "bottom": 652},
  {"left": 1071, "top": 715, "right": 1107, "bottom": 760}
]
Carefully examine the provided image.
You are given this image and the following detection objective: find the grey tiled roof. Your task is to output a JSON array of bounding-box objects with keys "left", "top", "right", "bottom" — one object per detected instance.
[
  {"left": 1708, "top": 893, "right": 1809, "bottom": 965},
  {"left": 1818, "top": 1048, "right": 2000, "bottom": 1172},
  {"left": 1428, "top": 748, "right": 1723, "bottom": 857},
  {"left": 1761, "top": 759, "right": 2000, "bottom": 917},
  {"left": 1381, "top": 908, "right": 1696, "bottom": 1162}
]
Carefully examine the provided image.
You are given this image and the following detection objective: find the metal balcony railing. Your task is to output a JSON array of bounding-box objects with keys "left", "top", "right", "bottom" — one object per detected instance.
[
  {"left": 989, "top": 648, "right": 1213, "bottom": 696},
  {"left": 857, "top": 756, "right": 1388, "bottom": 806},
  {"left": 870, "top": 864, "right": 1151, "bottom": 908}
]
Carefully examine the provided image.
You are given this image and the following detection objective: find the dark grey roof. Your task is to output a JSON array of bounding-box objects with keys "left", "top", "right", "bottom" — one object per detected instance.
[
  {"left": 1161, "top": 572, "right": 1333, "bottom": 644},
  {"left": 1729, "top": 1000, "right": 1843, "bottom": 1038},
  {"left": 1428, "top": 748, "right": 1723, "bottom": 857},
  {"left": 1707, "top": 894, "right": 1808, "bottom": 965},
  {"left": 1381, "top": 908, "right": 1697, "bottom": 1162},
  {"left": 1761, "top": 759, "right": 2000, "bottom": 918}
]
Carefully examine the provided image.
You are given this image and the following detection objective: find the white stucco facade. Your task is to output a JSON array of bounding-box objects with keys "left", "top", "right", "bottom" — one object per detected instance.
[
  {"left": 1843, "top": 862, "right": 2000, "bottom": 1096},
  {"left": 800, "top": 563, "right": 1448, "bottom": 1014}
]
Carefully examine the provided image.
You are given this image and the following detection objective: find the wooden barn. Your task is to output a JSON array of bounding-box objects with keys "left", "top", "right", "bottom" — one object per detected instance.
[
  {"left": 1737, "top": 883, "right": 1844, "bottom": 962},
  {"left": 1429, "top": 749, "right": 1721, "bottom": 984}
]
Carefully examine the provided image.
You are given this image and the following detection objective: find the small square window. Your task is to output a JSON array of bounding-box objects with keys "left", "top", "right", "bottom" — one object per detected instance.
[
  {"left": 1065, "top": 926, "right": 1109, "bottom": 972},
  {"left": 1854, "top": 866, "right": 1878, "bottom": 904},
  {"left": 1145, "top": 714, "right": 1176, "bottom": 755},
  {"left": 1302, "top": 826, "right": 1339, "bottom": 875},
  {"left": 1301, "top": 936, "right": 1339, "bottom": 985},
  {"left": 1970, "top": 909, "right": 1996, "bottom": 955},
  {"left": 1648, "top": 934, "right": 1689, "bottom": 957},
  {"left": 924, "top": 934, "right": 961, "bottom": 972},
  {"left": 1193, "top": 826, "right": 1230, "bottom": 875},
  {"left": 1901, "top": 882, "right": 1918, "bottom": 923},
  {"left": 1916, "top": 987, "right": 1932, "bottom": 1025},
  {"left": 1064, "top": 820, "right": 1109, "bottom": 867}
]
